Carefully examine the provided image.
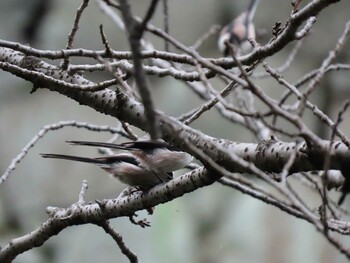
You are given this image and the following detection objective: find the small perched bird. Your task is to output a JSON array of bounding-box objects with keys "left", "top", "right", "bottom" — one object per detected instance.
[
  {"left": 67, "top": 140, "right": 193, "bottom": 178},
  {"left": 40, "top": 152, "right": 170, "bottom": 188},
  {"left": 41, "top": 140, "right": 193, "bottom": 189},
  {"left": 218, "top": 0, "right": 260, "bottom": 56}
]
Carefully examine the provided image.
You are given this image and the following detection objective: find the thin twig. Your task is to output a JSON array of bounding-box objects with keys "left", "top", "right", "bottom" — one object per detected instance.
[
  {"left": 98, "top": 221, "right": 139, "bottom": 263},
  {"left": 0, "top": 121, "right": 127, "bottom": 185},
  {"left": 61, "top": 0, "right": 90, "bottom": 69},
  {"left": 78, "top": 180, "right": 88, "bottom": 204},
  {"left": 162, "top": 0, "right": 170, "bottom": 52}
]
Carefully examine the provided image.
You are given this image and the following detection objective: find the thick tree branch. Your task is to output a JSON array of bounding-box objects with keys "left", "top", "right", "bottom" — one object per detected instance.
[
  {"left": 0, "top": 47, "right": 349, "bottom": 177},
  {"left": 0, "top": 167, "right": 213, "bottom": 262}
]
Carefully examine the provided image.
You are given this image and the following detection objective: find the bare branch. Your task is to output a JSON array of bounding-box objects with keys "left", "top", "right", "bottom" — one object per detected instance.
[
  {"left": 78, "top": 180, "right": 89, "bottom": 204},
  {"left": 119, "top": 0, "right": 160, "bottom": 139},
  {"left": 98, "top": 221, "right": 139, "bottom": 263},
  {"left": 62, "top": 0, "right": 90, "bottom": 69},
  {"left": 0, "top": 121, "right": 127, "bottom": 185}
]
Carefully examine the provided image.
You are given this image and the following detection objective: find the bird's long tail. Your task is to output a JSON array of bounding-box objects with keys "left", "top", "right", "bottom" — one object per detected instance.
[
  {"left": 66, "top": 140, "right": 134, "bottom": 151},
  {"left": 40, "top": 153, "right": 106, "bottom": 164}
]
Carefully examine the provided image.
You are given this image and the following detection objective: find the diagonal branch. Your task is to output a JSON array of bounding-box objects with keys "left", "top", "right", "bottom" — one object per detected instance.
[
  {"left": 0, "top": 47, "right": 349, "bottom": 176},
  {"left": 97, "top": 221, "right": 139, "bottom": 263},
  {"left": 118, "top": 0, "right": 160, "bottom": 139}
]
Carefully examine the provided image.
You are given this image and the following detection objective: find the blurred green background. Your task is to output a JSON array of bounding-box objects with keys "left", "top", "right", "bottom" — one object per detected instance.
[{"left": 0, "top": 0, "right": 349, "bottom": 262}]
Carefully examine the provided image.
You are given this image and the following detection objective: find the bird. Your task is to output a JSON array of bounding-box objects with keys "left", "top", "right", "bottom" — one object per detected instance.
[
  {"left": 41, "top": 139, "right": 193, "bottom": 189},
  {"left": 218, "top": 0, "right": 260, "bottom": 56},
  {"left": 40, "top": 152, "right": 172, "bottom": 189},
  {"left": 67, "top": 140, "right": 193, "bottom": 178}
]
